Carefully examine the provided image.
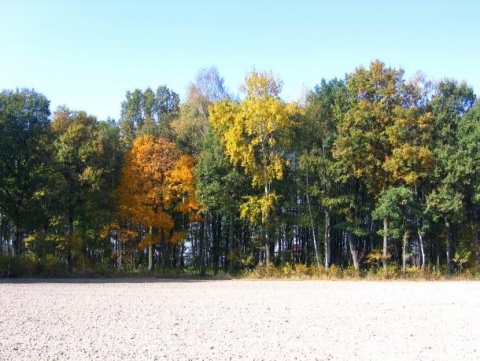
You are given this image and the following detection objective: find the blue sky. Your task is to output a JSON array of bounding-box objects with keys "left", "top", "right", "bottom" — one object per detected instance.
[{"left": 1, "top": 0, "right": 479, "bottom": 121}]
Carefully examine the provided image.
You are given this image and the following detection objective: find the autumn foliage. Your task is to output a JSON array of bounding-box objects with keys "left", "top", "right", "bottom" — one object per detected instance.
[
  {"left": 1, "top": 62, "right": 480, "bottom": 277},
  {"left": 117, "top": 135, "right": 198, "bottom": 258}
]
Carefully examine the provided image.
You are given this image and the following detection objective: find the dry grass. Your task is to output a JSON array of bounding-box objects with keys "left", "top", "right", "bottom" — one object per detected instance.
[{"left": 241, "top": 262, "right": 480, "bottom": 281}]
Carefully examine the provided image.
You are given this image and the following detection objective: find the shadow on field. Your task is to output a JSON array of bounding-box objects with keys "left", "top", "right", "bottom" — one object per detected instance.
[{"left": 0, "top": 276, "right": 234, "bottom": 284}]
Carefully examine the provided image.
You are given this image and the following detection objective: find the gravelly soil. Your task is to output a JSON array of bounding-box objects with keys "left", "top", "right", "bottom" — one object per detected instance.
[{"left": 1, "top": 279, "right": 479, "bottom": 360}]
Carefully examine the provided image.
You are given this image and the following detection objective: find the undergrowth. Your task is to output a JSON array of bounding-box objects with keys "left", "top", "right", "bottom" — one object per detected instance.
[
  {"left": 1, "top": 252, "right": 479, "bottom": 280},
  {"left": 241, "top": 262, "right": 480, "bottom": 281}
]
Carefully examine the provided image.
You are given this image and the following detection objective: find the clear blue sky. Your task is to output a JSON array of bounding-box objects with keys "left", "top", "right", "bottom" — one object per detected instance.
[{"left": 1, "top": 0, "right": 479, "bottom": 121}]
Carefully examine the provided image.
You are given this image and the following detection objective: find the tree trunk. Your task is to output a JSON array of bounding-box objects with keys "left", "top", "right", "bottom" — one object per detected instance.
[
  {"left": 212, "top": 215, "right": 221, "bottom": 275},
  {"left": 445, "top": 219, "right": 452, "bottom": 276},
  {"left": 414, "top": 186, "right": 425, "bottom": 269},
  {"left": 147, "top": 227, "right": 153, "bottom": 271},
  {"left": 324, "top": 210, "right": 331, "bottom": 270},
  {"left": 417, "top": 219, "right": 426, "bottom": 269},
  {"left": 263, "top": 231, "right": 270, "bottom": 264},
  {"left": 475, "top": 231, "right": 480, "bottom": 273},
  {"left": 473, "top": 208, "right": 480, "bottom": 273},
  {"left": 269, "top": 240, "right": 275, "bottom": 264},
  {"left": 117, "top": 232, "right": 122, "bottom": 269},
  {"left": 180, "top": 242, "right": 185, "bottom": 267},
  {"left": 12, "top": 227, "right": 21, "bottom": 257},
  {"left": 199, "top": 221, "right": 206, "bottom": 276},
  {"left": 228, "top": 216, "right": 235, "bottom": 274},
  {"left": 348, "top": 232, "right": 361, "bottom": 271},
  {"left": 0, "top": 213, "right": 3, "bottom": 255},
  {"left": 67, "top": 215, "right": 74, "bottom": 269},
  {"left": 305, "top": 168, "right": 321, "bottom": 267},
  {"left": 264, "top": 183, "right": 271, "bottom": 265},
  {"left": 148, "top": 243, "right": 153, "bottom": 271},
  {"left": 263, "top": 225, "right": 271, "bottom": 265},
  {"left": 309, "top": 216, "right": 321, "bottom": 267},
  {"left": 159, "top": 228, "right": 169, "bottom": 270},
  {"left": 383, "top": 217, "right": 388, "bottom": 270},
  {"left": 402, "top": 230, "right": 409, "bottom": 277},
  {"left": 161, "top": 243, "right": 169, "bottom": 270}
]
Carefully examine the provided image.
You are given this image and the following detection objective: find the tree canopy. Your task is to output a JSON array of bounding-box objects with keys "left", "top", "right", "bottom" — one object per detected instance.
[{"left": 1, "top": 61, "right": 480, "bottom": 277}]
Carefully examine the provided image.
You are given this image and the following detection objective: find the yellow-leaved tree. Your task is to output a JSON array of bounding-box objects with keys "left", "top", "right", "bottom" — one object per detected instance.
[
  {"left": 210, "top": 70, "right": 302, "bottom": 264},
  {"left": 117, "top": 135, "right": 198, "bottom": 270}
]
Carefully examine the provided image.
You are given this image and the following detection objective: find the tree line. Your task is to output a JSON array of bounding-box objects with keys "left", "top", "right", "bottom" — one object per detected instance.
[{"left": 1, "top": 60, "right": 479, "bottom": 277}]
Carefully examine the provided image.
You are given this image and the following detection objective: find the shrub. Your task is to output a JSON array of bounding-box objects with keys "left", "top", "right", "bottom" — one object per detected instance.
[
  {"left": 43, "top": 254, "right": 67, "bottom": 276},
  {"left": 294, "top": 263, "right": 309, "bottom": 278},
  {"left": 405, "top": 266, "right": 425, "bottom": 279},
  {"left": 20, "top": 253, "right": 41, "bottom": 276},
  {"left": 343, "top": 266, "right": 362, "bottom": 279},
  {"left": 308, "top": 264, "right": 326, "bottom": 278},
  {"left": 0, "top": 253, "right": 9, "bottom": 277},
  {"left": 281, "top": 262, "right": 293, "bottom": 278},
  {"left": 376, "top": 264, "right": 401, "bottom": 280},
  {"left": 460, "top": 267, "right": 479, "bottom": 279},
  {"left": 242, "top": 262, "right": 277, "bottom": 279},
  {"left": 327, "top": 264, "right": 342, "bottom": 279},
  {"left": 0, "top": 253, "right": 42, "bottom": 277}
]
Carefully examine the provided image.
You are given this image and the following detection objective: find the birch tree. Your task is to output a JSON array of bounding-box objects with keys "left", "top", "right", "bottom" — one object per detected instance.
[{"left": 210, "top": 70, "right": 302, "bottom": 264}]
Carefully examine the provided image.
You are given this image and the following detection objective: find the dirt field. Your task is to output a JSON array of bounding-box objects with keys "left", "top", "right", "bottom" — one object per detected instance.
[{"left": 1, "top": 279, "right": 479, "bottom": 360}]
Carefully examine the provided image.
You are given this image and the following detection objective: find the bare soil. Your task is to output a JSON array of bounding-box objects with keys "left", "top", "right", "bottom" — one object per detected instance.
[{"left": 1, "top": 279, "right": 479, "bottom": 360}]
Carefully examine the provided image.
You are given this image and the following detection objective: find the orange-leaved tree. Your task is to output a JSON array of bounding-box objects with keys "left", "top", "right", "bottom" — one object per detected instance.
[{"left": 117, "top": 135, "right": 198, "bottom": 270}]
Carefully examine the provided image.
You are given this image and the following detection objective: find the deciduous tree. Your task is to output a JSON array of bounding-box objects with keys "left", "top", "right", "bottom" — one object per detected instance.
[
  {"left": 0, "top": 89, "right": 51, "bottom": 255},
  {"left": 299, "top": 78, "right": 347, "bottom": 269},
  {"left": 117, "top": 135, "right": 198, "bottom": 270},
  {"left": 372, "top": 186, "right": 416, "bottom": 275},
  {"left": 332, "top": 61, "right": 433, "bottom": 270},
  {"left": 50, "top": 108, "right": 119, "bottom": 267},
  {"left": 119, "top": 86, "right": 180, "bottom": 147},
  {"left": 427, "top": 80, "right": 476, "bottom": 274},
  {"left": 172, "top": 66, "right": 230, "bottom": 155},
  {"left": 210, "top": 70, "right": 302, "bottom": 264}
]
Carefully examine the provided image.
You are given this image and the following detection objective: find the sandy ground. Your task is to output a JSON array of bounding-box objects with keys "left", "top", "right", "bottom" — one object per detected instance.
[{"left": 0, "top": 280, "right": 479, "bottom": 360}]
